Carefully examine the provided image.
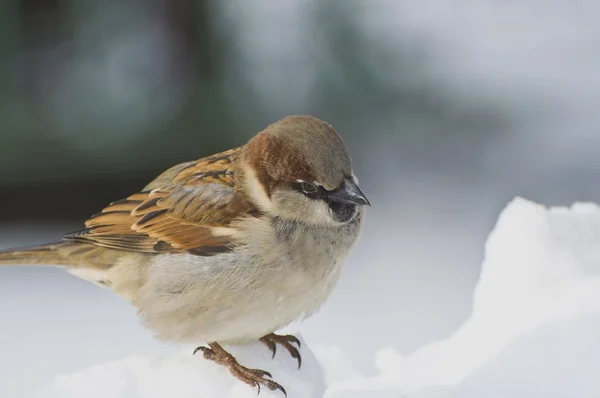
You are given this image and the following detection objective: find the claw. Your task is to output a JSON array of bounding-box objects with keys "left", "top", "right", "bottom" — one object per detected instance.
[
  {"left": 277, "top": 384, "right": 287, "bottom": 397},
  {"left": 260, "top": 333, "right": 302, "bottom": 369},
  {"left": 260, "top": 337, "right": 277, "bottom": 358},
  {"left": 198, "top": 342, "right": 286, "bottom": 396},
  {"left": 289, "top": 346, "right": 301, "bottom": 369},
  {"left": 287, "top": 335, "right": 301, "bottom": 348},
  {"left": 252, "top": 369, "right": 272, "bottom": 379}
]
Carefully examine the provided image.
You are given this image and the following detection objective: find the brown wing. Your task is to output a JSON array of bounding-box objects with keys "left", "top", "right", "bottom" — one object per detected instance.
[{"left": 64, "top": 148, "right": 260, "bottom": 256}]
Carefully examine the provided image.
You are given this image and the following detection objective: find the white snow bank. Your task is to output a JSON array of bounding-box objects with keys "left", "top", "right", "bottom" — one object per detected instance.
[
  {"left": 325, "top": 197, "right": 600, "bottom": 397},
  {"left": 36, "top": 336, "right": 325, "bottom": 398},
  {"left": 423, "top": 312, "right": 600, "bottom": 398}
]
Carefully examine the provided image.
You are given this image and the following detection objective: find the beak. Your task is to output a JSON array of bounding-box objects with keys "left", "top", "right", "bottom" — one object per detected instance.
[{"left": 328, "top": 178, "right": 371, "bottom": 206}]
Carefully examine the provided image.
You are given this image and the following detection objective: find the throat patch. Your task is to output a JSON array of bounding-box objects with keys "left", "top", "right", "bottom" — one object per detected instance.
[{"left": 328, "top": 202, "right": 356, "bottom": 223}]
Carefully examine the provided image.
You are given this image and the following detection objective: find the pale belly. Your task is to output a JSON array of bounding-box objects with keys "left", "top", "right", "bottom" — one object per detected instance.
[
  {"left": 112, "top": 212, "right": 362, "bottom": 344},
  {"left": 129, "top": 250, "right": 346, "bottom": 344}
]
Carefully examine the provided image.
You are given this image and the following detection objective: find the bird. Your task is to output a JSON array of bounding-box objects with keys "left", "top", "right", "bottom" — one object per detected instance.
[{"left": 0, "top": 115, "right": 370, "bottom": 395}]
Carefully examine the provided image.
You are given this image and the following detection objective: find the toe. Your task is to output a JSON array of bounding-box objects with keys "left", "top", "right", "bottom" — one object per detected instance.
[{"left": 286, "top": 335, "right": 301, "bottom": 348}]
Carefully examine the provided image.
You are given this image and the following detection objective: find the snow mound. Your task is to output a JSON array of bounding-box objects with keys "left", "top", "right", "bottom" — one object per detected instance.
[
  {"left": 428, "top": 312, "right": 600, "bottom": 398},
  {"left": 325, "top": 197, "right": 600, "bottom": 397},
  {"left": 36, "top": 336, "right": 325, "bottom": 398}
]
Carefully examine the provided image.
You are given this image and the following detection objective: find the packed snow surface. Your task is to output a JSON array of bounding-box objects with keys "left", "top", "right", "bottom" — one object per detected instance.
[{"left": 37, "top": 337, "right": 325, "bottom": 398}]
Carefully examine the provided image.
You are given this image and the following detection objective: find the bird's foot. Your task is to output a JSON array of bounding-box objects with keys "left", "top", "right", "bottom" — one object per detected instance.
[
  {"left": 194, "top": 342, "right": 286, "bottom": 396},
  {"left": 259, "top": 333, "right": 302, "bottom": 369}
]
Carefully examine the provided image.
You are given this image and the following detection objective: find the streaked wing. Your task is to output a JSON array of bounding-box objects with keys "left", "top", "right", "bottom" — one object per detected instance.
[{"left": 64, "top": 148, "right": 259, "bottom": 255}]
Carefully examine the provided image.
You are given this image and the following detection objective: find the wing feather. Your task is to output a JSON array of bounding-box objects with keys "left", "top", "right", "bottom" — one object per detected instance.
[{"left": 64, "top": 148, "right": 259, "bottom": 256}]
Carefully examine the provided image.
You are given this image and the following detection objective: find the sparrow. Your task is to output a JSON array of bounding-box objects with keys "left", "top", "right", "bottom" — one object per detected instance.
[{"left": 0, "top": 115, "right": 370, "bottom": 395}]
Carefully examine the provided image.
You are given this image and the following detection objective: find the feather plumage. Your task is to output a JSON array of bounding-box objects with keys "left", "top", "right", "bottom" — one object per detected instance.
[{"left": 64, "top": 148, "right": 259, "bottom": 255}]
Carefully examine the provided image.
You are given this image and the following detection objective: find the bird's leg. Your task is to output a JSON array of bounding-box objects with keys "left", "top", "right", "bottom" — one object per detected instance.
[
  {"left": 194, "top": 342, "right": 286, "bottom": 396},
  {"left": 259, "top": 333, "right": 302, "bottom": 369}
]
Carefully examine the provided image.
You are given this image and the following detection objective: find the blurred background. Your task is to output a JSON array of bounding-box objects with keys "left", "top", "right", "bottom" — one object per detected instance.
[{"left": 2, "top": 1, "right": 600, "bottom": 396}]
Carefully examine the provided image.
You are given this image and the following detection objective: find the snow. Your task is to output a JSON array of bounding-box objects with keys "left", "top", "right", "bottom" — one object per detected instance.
[
  {"left": 324, "top": 197, "right": 600, "bottom": 397},
  {"left": 37, "top": 336, "right": 325, "bottom": 398},
  {"left": 29, "top": 197, "right": 600, "bottom": 397},
  {"left": 426, "top": 312, "right": 600, "bottom": 398}
]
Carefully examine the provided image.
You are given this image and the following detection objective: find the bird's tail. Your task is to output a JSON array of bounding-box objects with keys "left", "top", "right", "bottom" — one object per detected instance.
[{"left": 0, "top": 241, "right": 84, "bottom": 267}]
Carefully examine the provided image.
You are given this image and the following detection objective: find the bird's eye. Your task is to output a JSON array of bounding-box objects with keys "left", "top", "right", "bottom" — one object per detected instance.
[
  {"left": 301, "top": 182, "right": 318, "bottom": 194},
  {"left": 292, "top": 181, "right": 321, "bottom": 199}
]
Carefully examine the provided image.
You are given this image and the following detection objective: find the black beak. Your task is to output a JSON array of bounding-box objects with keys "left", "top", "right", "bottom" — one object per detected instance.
[{"left": 328, "top": 178, "right": 371, "bottom": 206}]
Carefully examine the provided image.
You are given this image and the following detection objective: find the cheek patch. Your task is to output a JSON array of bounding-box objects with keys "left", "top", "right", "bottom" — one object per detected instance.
[{"left": 243, "top": 168, "right": 274, "bottom": 213}]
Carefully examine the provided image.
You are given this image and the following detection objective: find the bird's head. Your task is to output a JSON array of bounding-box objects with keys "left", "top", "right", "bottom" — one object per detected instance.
[{"left": 237, "top": 115, "right": 370, "bottom": 226}]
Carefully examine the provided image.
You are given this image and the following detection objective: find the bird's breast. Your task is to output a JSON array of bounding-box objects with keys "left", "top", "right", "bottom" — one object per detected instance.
[
  {"left": 133, "top": 211, "right": 364, "bottom": 344},
  {"left": 267, "top": 212, "right": 364, "bottom": 319}
]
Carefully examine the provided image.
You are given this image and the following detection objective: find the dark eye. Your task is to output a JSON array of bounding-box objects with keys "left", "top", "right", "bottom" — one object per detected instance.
[
  {"left": 301, "top": 182, "right": 318, "bottom": 194},
  {"left": 292, "top": 181, "right": 321, "bottom": 199}
]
